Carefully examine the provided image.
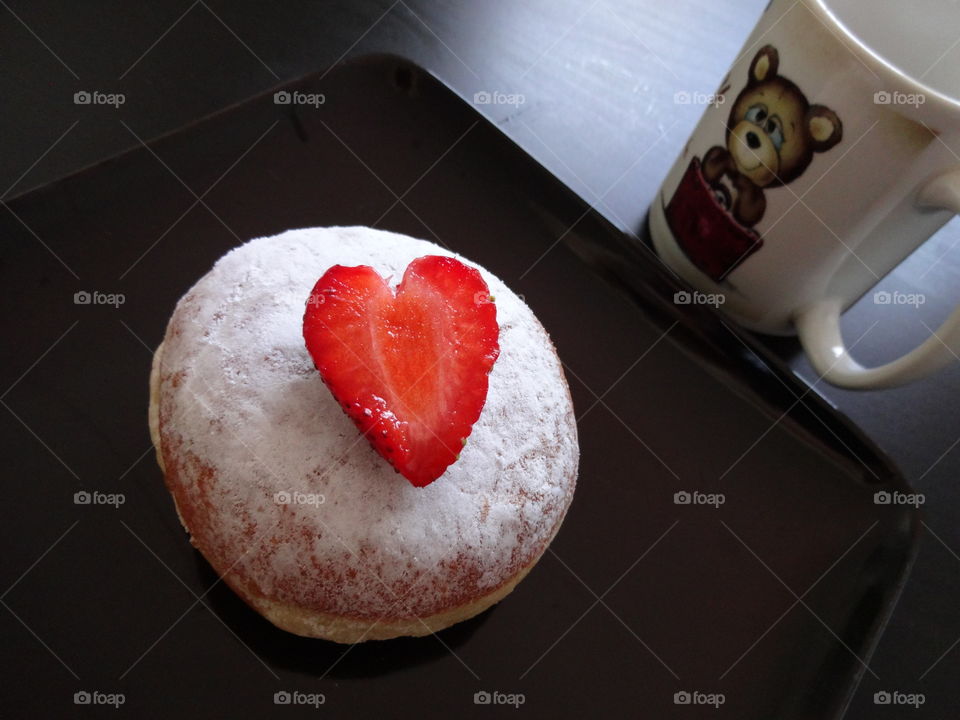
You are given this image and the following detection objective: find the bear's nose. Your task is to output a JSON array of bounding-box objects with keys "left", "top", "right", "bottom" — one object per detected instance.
[{"left": 746, "top": 131, "right": 761, "bottom": 150}]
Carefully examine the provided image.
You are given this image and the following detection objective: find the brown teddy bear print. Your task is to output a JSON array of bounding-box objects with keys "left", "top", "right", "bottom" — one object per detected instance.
[
  {"left": 664, "top": 45, "right": 843, "bottom": 281},
  {"left": 704, "top": 45, "right": 843, "bottom": 226}
]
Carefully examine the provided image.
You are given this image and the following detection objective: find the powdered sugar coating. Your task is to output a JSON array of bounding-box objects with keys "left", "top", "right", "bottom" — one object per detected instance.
[{"left": 156, "top": 227, "right": 578, "bottom": 619}]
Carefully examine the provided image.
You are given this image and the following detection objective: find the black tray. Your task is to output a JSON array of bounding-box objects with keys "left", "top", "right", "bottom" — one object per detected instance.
[{"left": 1, "top": 55, "right": 920, "bottom": 719}]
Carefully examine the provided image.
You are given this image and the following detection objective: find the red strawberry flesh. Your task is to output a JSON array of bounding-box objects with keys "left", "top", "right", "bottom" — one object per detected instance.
[{"left": 302, "top": 255, "right": 500, "bottom": 487}]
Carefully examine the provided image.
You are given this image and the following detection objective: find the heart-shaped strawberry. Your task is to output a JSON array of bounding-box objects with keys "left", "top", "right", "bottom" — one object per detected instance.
[{"left": 303, "top": 255, "right": 500, "bottom": 487}]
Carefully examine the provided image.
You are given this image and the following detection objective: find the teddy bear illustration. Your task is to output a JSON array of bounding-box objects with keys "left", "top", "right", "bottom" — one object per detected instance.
[{"left": 664, "top": 45, "right": 843, "bottom": 281}]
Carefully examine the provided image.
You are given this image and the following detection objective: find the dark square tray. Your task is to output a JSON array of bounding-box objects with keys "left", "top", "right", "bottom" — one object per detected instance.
[{"left": 1, "top": 55, "right": 919, "bottom": 719}]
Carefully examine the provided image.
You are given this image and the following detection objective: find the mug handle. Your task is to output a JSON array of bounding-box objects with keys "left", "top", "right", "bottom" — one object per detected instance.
[{"left": 794, "top": 167, "right": 960, "bottom": 389}]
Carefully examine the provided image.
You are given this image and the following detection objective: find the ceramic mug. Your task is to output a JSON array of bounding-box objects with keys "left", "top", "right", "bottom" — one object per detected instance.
[{"left": 649, "top": 0, "right": 960, "bottom": 389}]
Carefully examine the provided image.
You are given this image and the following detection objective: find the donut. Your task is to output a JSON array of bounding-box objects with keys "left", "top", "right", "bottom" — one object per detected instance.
[{"left": 149, "top": 227, "right": 578, "bottom": 643}]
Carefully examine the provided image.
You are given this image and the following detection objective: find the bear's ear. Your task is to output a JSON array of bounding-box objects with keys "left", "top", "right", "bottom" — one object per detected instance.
[
  {"left": 748, "top": 45, "right": 779, "bottom": 85},
  {"left": 807, "top": 105, "right": 843, "bottom": 152}
]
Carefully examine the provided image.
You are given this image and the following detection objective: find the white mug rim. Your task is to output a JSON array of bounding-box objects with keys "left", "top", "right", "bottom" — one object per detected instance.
[{"left": 810, "top": 0, "right": 960, "bottom": 115}]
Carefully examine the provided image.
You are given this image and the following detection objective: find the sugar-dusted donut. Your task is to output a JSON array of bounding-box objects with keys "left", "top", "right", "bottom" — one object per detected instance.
[{"left": 149, "top": 227, "right": 578, "bottom": 643}]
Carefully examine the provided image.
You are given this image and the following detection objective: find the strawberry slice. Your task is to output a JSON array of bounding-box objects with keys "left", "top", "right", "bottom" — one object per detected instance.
[{"left": 303, "top": 255, "right": 500, "bottom": 487}]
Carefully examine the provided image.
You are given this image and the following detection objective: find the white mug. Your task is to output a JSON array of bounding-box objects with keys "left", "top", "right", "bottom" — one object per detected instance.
[{"left": 650, "top": 0, "right": 960, "bottom": 389}]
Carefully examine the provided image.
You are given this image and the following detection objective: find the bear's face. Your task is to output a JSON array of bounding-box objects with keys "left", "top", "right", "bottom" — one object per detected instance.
[{"left": 726, "top": 46, "right": 842, "bottom": 188}]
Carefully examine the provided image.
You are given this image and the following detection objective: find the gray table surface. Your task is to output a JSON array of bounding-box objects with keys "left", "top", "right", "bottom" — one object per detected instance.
[{"left": 3, "top": 1, "right": 958, "bottom": 717}]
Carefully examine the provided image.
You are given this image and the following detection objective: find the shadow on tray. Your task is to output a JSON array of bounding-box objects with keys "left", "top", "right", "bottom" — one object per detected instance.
[{"left": 194, "top": 551, "right": 490, "bottom": 678}]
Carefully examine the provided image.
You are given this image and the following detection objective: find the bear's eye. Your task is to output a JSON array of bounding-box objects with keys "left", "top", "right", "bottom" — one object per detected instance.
[
  {"left": 766, "top": 118, "right": 784, "bottom": 151},
  {"left": 744, "top": 104, "right": 768, "bottom": 125}
]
